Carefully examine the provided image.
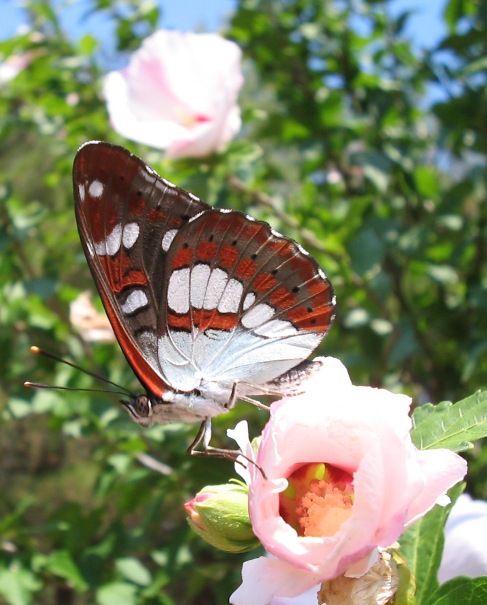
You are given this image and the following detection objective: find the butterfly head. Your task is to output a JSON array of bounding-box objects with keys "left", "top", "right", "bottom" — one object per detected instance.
[{"left": 121, "top": 393, "right": 155, "bottom": 427}]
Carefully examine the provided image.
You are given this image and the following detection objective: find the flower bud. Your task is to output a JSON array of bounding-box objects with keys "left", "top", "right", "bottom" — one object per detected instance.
[{"left": 184, "top": 482, "right": 259, "bottom": 553}]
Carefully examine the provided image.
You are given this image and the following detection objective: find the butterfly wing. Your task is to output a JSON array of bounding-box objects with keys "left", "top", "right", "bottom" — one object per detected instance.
[
  {"left": 73, "top": 141, "right": 209, "bottom": 398},
  {"left": 154, "top": 208, "right": 335, "bottom": 393}
]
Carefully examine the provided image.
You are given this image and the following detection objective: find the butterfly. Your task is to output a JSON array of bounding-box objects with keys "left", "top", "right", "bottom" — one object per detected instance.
[{"left": 73, "top": 141, "right": 336, "bottom": 453}]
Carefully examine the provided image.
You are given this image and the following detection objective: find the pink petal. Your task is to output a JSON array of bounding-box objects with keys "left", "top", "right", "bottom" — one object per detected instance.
[
  {"left": 230, "top": 557, "right": 322, "bottom": 605},
  {"left": 404, "top": 449, "right": 468, "bottom": 525}
]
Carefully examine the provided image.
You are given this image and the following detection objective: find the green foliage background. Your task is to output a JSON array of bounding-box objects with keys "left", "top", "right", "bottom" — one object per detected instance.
[{"left": 0, "top": 0, "right": 486, "bottom": 603}]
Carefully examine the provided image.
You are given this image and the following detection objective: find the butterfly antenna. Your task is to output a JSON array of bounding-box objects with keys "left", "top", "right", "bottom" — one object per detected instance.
[{"left": 24, "top": 345, "right": 133, "bottom": 397}]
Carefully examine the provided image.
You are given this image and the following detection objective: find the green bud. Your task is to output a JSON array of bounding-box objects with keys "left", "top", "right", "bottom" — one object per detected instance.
[{"left": 184, "top": 482, "right": 260, "bottom": 553}]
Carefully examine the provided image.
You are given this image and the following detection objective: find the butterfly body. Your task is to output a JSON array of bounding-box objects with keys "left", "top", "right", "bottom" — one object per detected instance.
[
  {"left": 73, "top": 141, "right": 335, "bottom": 436},
  {"left": 121, "top": 387, "right": 231, "bottom": 428}
]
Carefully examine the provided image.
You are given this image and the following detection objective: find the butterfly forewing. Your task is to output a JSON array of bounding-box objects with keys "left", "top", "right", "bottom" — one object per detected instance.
[{"left": 73, "top": 141, "right": 209, "bottom": 397}]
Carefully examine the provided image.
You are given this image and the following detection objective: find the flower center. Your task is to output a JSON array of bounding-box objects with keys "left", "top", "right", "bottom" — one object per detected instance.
[
  {"left": 180, "top": 111, "right": 211, "bottom": 127},
  {"left": 279, "top": 463, "right": 354, "bottom": 537}
]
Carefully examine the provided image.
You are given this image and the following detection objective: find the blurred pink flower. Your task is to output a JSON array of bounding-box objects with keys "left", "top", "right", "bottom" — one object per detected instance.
[
  {"left": 229, "top": 357, "right": 467, "bottom": 605},
  {"left": 103, "top": 30, "right": 243, "bottom": 159},
  {"left": 0, "top": 54, "right": 30, "bottom": 86},
  {"left": 70, "top": 291, "right": 115, "bottom": 343}
]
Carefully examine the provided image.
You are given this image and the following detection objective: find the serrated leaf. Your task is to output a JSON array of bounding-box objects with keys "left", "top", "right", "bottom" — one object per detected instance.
[
  {"left": 411, "top": 391, "right": 487, "bottom": 452},
  {"left": 400, "top": 484, "right": 464, "bottom": 605},
  {"left": 424, "top": 576, "right": 487, "bottom": 605}
]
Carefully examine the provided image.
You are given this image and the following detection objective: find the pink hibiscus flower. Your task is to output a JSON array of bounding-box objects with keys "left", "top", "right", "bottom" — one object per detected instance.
[
  {"left": 229, "top": 357, "right": 467, "bottom": 605},
  {"left": 104, "top": 30, "right": 243, "bottom": 159}
]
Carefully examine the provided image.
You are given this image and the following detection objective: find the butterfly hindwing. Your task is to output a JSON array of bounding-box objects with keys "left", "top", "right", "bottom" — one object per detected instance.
[{"left": 155, "top": 208, "right": 335, "bottom": 392}]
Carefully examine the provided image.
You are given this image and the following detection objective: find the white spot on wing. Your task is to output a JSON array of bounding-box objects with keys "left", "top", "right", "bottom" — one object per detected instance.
[
  {"left": 191, "top": 264, "right": 211, "bottom": 308},
  {"left": 162, "top": 229, "right": 178, "bottom": 252},
  {"left": 296, "top": 242, "right": 309, "bottom": 256},
  {"left": 121, "top": 289, "right": 148, "bottom": 315},
  {"left": 218, "top": 278, "right": 243, "bottom": 313},
  {"left": 94, "top": 223, "right": 122, "bottom": 256},
  {"left": 123, "top": 222, "right": 139, "bottom": 249},
  {"left": 203, "top": 267, "right": 228, "bottom": 309},
  {"left": 78, "top": 183, "right": 85, "bottom": 202},
  {"left": 188, "top": 211, "right": 206, "bottom": 224},
  {"left": 243, "top": 293, "right": 255, "bottom": 310},
  {"left": 241, "top": 303, "right": 275, "bottom": 329},
  {"left": 168, "top": 268, "right": 190, "bottom": 313},
  {"left": 270, "top": 227, "right": 284, "bottom": 239},
  {"left": 254, "top": 318, "right": 299, "bottom": 337},
  {"left": 161, "top": 177, "right": 176, "bottom": 188},
  {"left": 88, "top": 180, "right": 104, "bottom": 198}
]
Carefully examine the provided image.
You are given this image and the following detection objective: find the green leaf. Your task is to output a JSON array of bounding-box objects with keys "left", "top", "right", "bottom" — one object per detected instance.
[
  {"left": 426, "top": 265, "right": 459, "bottom": 286},
  {"left": 359, "top": 151, "right": 392, "bottom": 191},
  {"left": 43, "top": 551, "right": 88, "bottom": 592},
  {"left": 96, "top": 582, "right": 138, "bottom": 605},
  {"left": 0, "top": 498, "right": 34, "bottom": 534},
  {"left": 411, "top": 391, "right": 487, "bottom": 452},
  {"left": 414, "top": 165, "right": 440, "bottom": 199},
  {"left": 0, "top": 566, "right": 41, "bottom": 605},
  {"left": 424, "top": 577, "right": 487, "bottom": 605},
  {"left": 77, "top": 34, "right": 98, "bottom": 56},
  {"left": 115, "top": 558, "right": 152, "bottom": 586},
  {"left": 348, "top": 226, "right": 386, "bottom": 275},
  {"left": 400, "top": 484, "right": 464, "bottom": 605}
]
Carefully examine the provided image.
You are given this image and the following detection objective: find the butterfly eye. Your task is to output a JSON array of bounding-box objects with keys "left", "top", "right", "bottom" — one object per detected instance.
[{"left": 121, "top": 394, "right": 152, "bottom": 422}]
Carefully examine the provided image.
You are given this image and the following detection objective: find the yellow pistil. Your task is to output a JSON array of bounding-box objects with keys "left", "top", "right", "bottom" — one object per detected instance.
[{"left": 280, "top": 463, "right": 354, "bottom": 537}]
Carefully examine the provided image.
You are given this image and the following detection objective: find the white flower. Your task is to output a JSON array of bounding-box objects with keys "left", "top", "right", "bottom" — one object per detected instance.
[{"left": 438, "top": 494, "right": 487, "bottom": 582}]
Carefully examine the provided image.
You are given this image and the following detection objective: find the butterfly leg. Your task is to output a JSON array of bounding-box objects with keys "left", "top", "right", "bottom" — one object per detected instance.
[
  {"left": 187, "top": 417, "right": 212, "bottom": 454},
  {"left": 187, "top": 418, "right": 239, "bottom": 460},
  {"left": 186, "top": 382, "right": 240, "bottom": 455},
  {"left": 225, "top": 381, "right": 239, "bottom": 409},
  {"left": 187, "top": 417, "right": 267, "bottom": 478}
]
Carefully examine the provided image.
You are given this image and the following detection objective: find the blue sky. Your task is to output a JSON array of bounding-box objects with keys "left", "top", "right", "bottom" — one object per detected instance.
[
  {"left": 1, "top": 0, "right": 236, "bottom": 40},
  {"left": 1, "top": 0, "right": 447, "bottom": 48}
]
